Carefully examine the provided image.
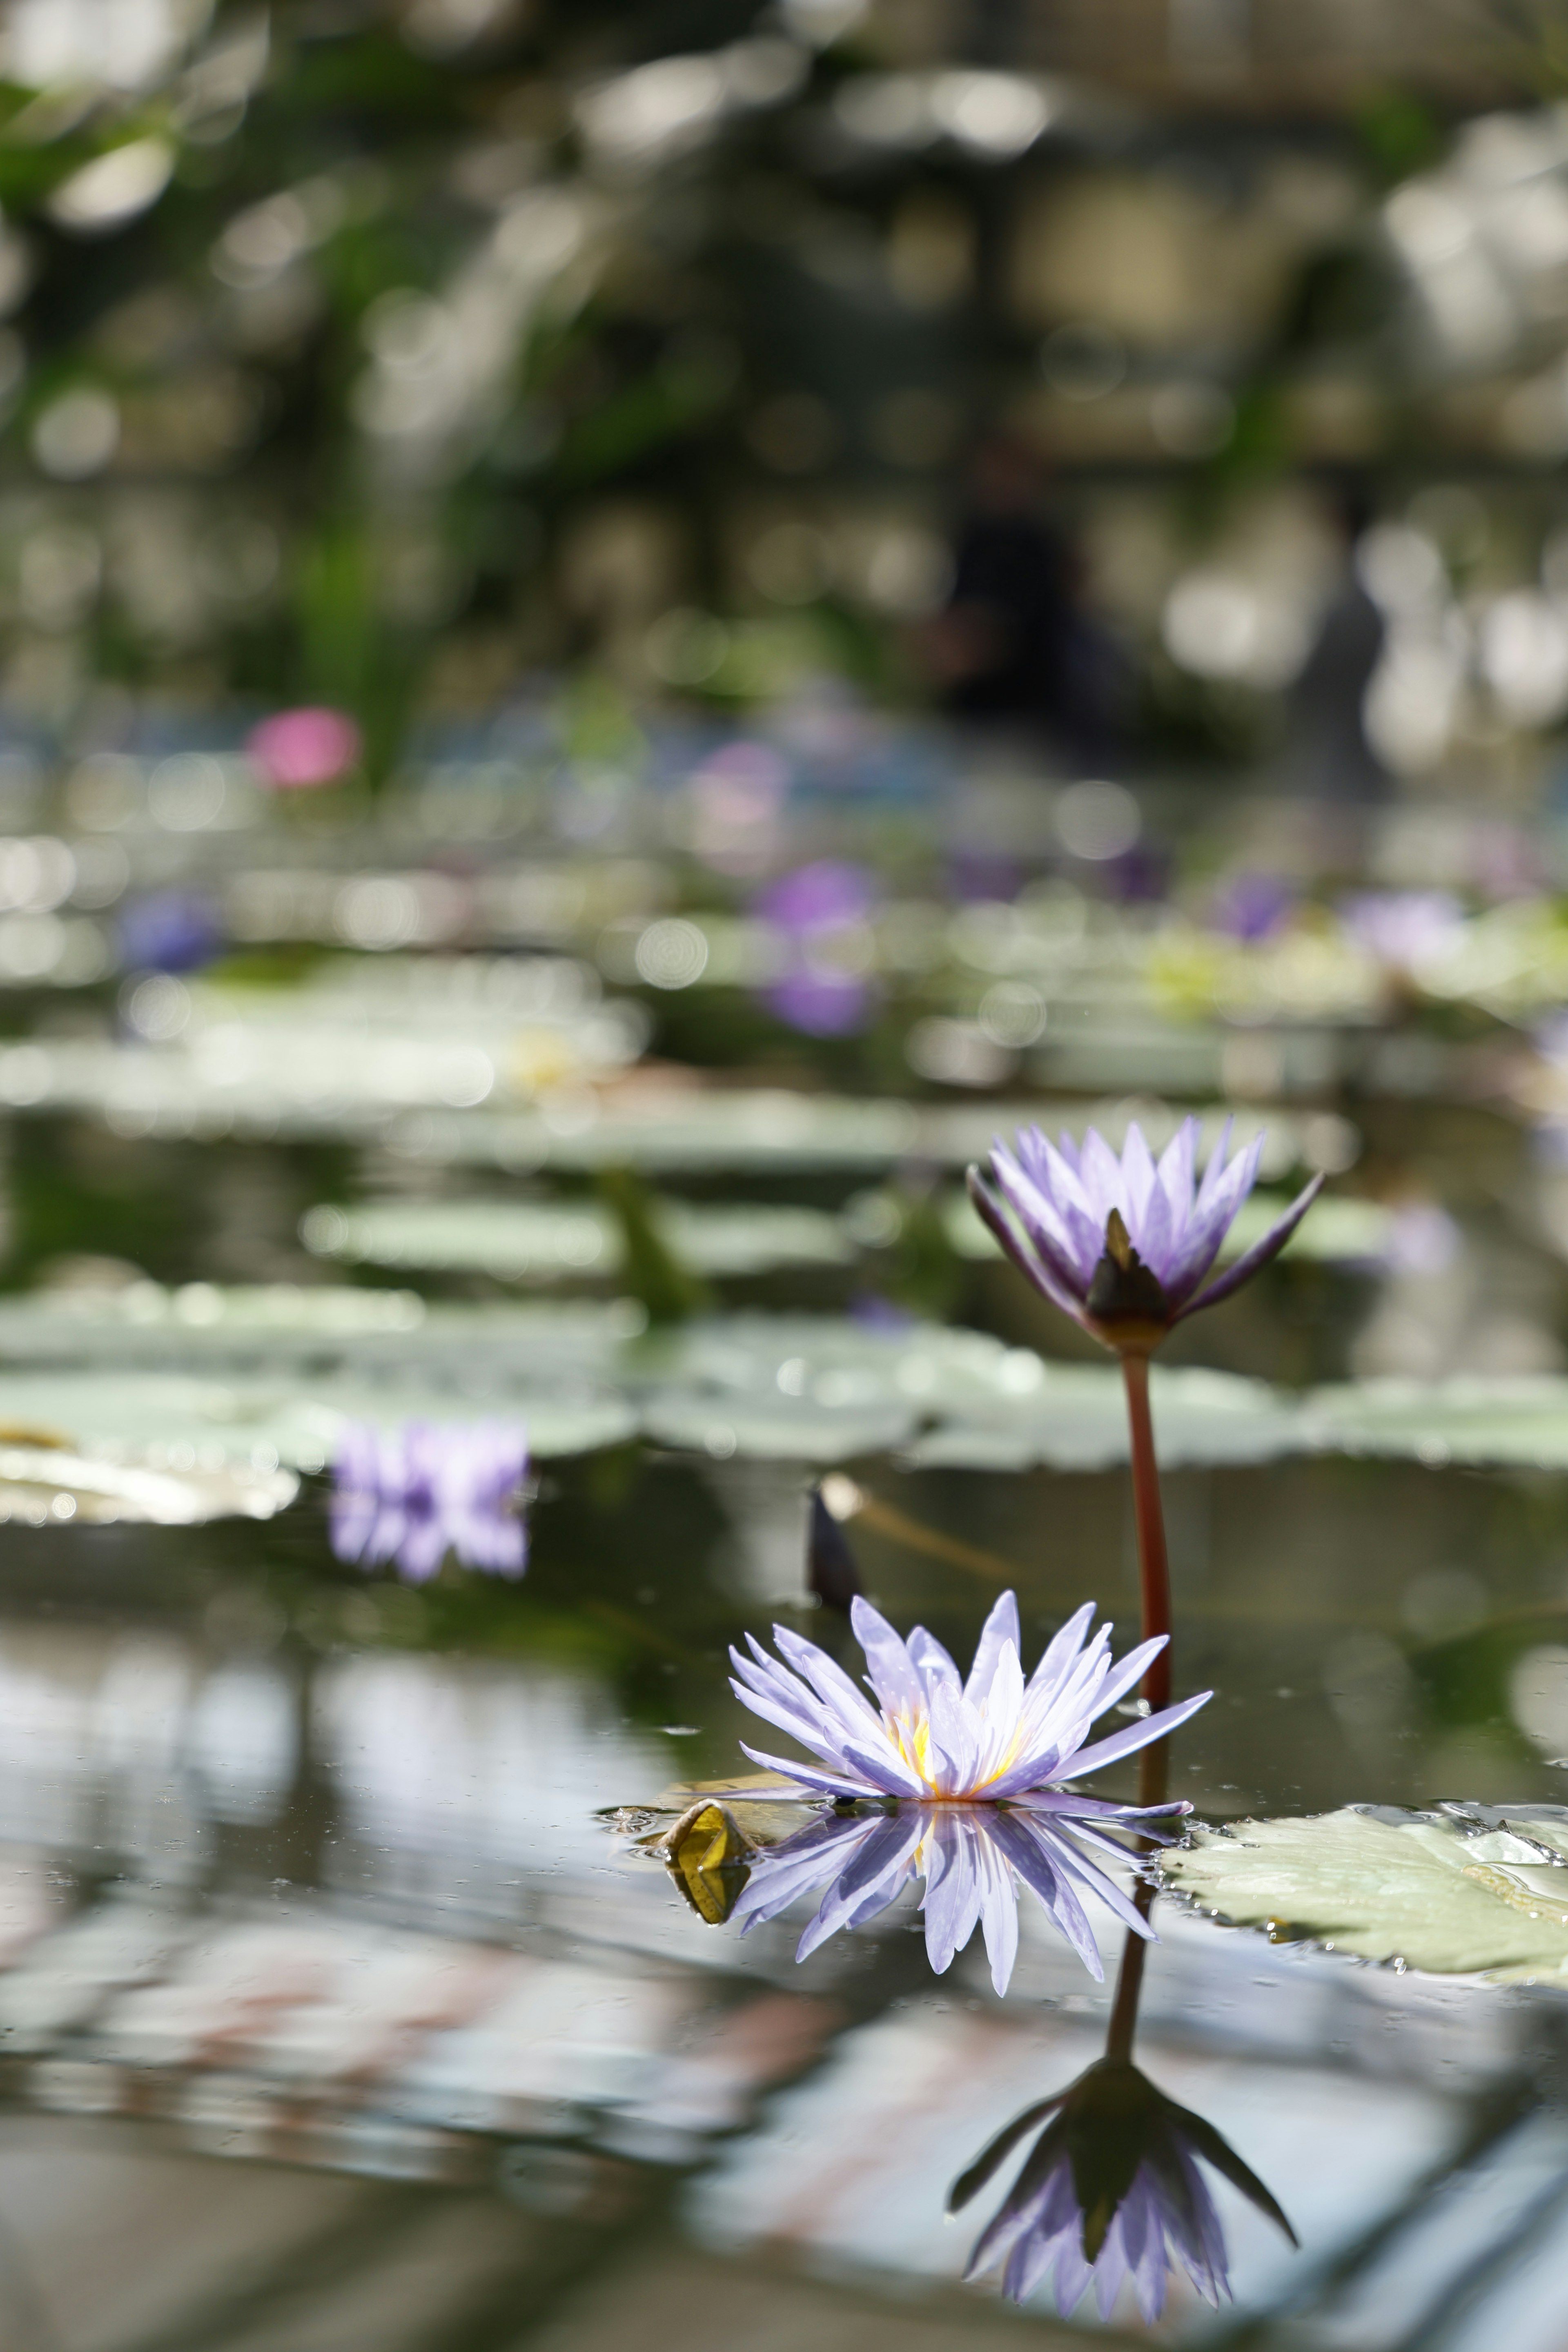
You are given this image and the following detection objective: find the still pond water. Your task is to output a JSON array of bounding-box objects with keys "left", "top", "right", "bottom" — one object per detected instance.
[{"left": 0, "top": 1103, "right": 1564, "bottom": 2352}]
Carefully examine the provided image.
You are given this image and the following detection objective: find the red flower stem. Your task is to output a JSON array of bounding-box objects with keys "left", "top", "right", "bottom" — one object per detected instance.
[
  {"left": 1120, "top": 1352, "right": 1172, "bottom": 1719},
  {"left": 1107, "top": 1352, "right": 1175, "bottom": 2066}
]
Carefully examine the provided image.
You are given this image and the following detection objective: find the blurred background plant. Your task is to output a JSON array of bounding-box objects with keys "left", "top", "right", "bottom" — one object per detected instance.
[{"left": 9, "top": 0, "right": 1568, "bottom": 790}]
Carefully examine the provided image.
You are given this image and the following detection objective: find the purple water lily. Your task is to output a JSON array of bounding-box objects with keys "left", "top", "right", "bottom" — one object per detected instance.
[
  {"left": 953, "top": 2056, "right": 1295, "bottom": 2320},
  {"left": 755, "top": 859, "right": 877, "bottom": 1037},
  {"left": 1212, "top": 871, "right": 1294, "bottom": 943},
  {"left": 118, "top": 890, "right": 224, "bottom": 975},
  {"left": 729, "top": 1589, "right": 1209, "bottom": 1805},
  {"left": 967, "top": 1117, "right": 1322, "bottom": 1354},
  {"left": 330, "top": 1420, "right": 529, "bottom": 1583},
  {"left": 730, "top": 1793, "right": 1184, "bottom": 1992}
]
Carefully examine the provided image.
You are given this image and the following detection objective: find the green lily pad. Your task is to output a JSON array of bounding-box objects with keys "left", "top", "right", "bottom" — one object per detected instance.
[
  {"left": 21, "top": 1284, "right": 1568, "bottom": 1478},
  {"left": 0, "top": 1368, "right": 633, "bottom": 1479},
  {"left": 0, "top": 1440, "right": 297, "bottom": 1526},
  {"left": 905, "top": 1361, "right": 1303, "bottom": 1472},
  {"left": 1221, "top": 1191, "right": 1395, "bottom": 1263},
  {"left": 1161, "top": 1806, "right": 1568, "bottom": 1983},
  {"left": 0, "top": 1287, "right": 639, "bottom": 1377},
  {"left": 1302, "top": 1378, "right": 1568, "bottom": 1468},
  {"left": 299, "top": 1198, "right": 853, "bottom": 1281}
]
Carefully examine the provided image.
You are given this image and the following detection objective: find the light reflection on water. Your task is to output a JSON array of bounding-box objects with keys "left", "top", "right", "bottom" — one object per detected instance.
[{"left": 0, "top": 1575, "right": 1554, "bottom": 2347}]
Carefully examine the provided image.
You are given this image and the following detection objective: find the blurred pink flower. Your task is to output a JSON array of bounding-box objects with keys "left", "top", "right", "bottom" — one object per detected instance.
[{"left": 247, "top": 706, "right": 362, "bottom": 790}]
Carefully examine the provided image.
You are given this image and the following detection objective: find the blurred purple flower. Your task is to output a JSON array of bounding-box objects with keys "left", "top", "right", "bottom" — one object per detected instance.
[
  {"left": 848, "top": 1292, "right": 917, "bottom": 1333},
  {"left": 1104, "top": 841, "right": 1170, "bottom": 905},
  {"left": 759, "top": 859, "right": 873, "bottom": 931},
  {"left": 247, "top": 707, "right": 362, "bottom": 791},
  {"left": 969, "top": 1118, "right": 1321, "bottom": 1352},
  {"left": 1212, "top": 872, "right": 1294, "bottom": 943},
  {"left": 764, "top": 972, "right": 872, "bottom": 1036},
  {"left": 730, "top": 1793, "right": 1184, "bottom": 1992},
  {"left": 953, "top": 2057, "right": 1294, "bottom": 2318},
  {"left": 330, "top": 1420, "right": 529, "bottom": 1583},
  {"left": 729, "top": 1589, "right": 1207, "bottom": 1806},
  {"left": 755, "top": 859, "right": 877, "bottom": 1037},
  {"left": 1340, "top": 890, "right": 1464, "bottom": 973},
  {"left": 118, "top": 890, "right": 224, "bottom": 974}
]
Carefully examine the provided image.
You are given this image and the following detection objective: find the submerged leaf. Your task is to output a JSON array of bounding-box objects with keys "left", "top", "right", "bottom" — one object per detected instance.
[{"left": 1161, "top": 1806, "right": 1568, "bottom": 1982}]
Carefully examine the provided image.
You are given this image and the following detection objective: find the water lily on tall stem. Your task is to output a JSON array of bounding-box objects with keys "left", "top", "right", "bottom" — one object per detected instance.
[
  {"left": 967, "top": 1119, "right": 1320, "bottom": 1717},
  {"left": 967, "top": 1118, "right": 1320, "bottom": 1356}
]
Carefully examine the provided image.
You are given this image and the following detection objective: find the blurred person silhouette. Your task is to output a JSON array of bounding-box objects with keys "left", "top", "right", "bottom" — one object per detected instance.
[
  {"left": 1286, "top": 483, "right": 1390, "bottom": 804},
  {"left": 925, "top": 430, "right": 1127, "bottom": 766}
]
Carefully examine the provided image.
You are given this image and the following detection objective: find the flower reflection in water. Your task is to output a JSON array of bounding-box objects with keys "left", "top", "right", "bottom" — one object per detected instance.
[
  {"left": 729, "top": 1796, "right": 1184, "bottom": 1992},
  {"left": 954, "top": 2047, "right": 1294, "bottom": 2319},
  {"left": 330, "top": 1420, "right": 530, "bottom": 1583},
  {"left": 953, "top": 1880, "right": 1296, "bottom": 2321}
]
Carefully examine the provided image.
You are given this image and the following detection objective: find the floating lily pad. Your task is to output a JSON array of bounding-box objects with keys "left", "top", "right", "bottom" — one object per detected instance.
[
  {"left": 0, "top": 1025, "right": 1329, "bottom": 1177},
  {"left": 0, "top": 1369, "right": 633, "bottom": 1481},
  {"left": 904, "top": 1360, "right": 1305, "bottom": 1472},
  {"left": 0, "top": 1373, "right": 329, "bottom": 1473},
  {"left": 641, "top": 1396, "right": 918, "bottom": 1463},
  {"left": 299, "top": 1198, "right": 853, "bottom": 1281},
  {"left": 1161, "top": 1806, "right": 1568, "bottom": 1983},
  {"left": 0, "top": 1443, "right": 297, "bottom": 1526},
  {"left": 0, "top": 1291, "right": 1314, "bottom": 1471},
  {"left": 0, "top": 1287, "right": 639, "bottom": 1376},
  {"left": 13, "top": 1285, "right": 1568, "bottom": 1478},
  {"left": 1302, "top": 1377, "right": 1568, "bottom": 1469},
  {"left": 629, "top": 1314, "right": 933, "bottom": 1461},
  {"left": 307, "top": 1383, "right": 638, "bottom": 1462},
  {"left": 1222, "top": 1191, "right": 1395, "bottom": 1263}
]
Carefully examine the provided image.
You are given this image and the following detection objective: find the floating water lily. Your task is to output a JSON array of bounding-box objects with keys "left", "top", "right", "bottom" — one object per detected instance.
[
  {"left": 729, "top": 1589, "right": 1208, "bottom": 1805},
  {"left": 968, "top": 1120, "right": 1320, "bottom": 1719},
  {"left": 330, "top": 1419, "right": 529, "bottom": 1582},
  {"left": 953, "top": 2054, "right": 1295, "bottom": 2318},
  {"left": 725, "top": 1590, "right": 1206, "bottom": 1987}
]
